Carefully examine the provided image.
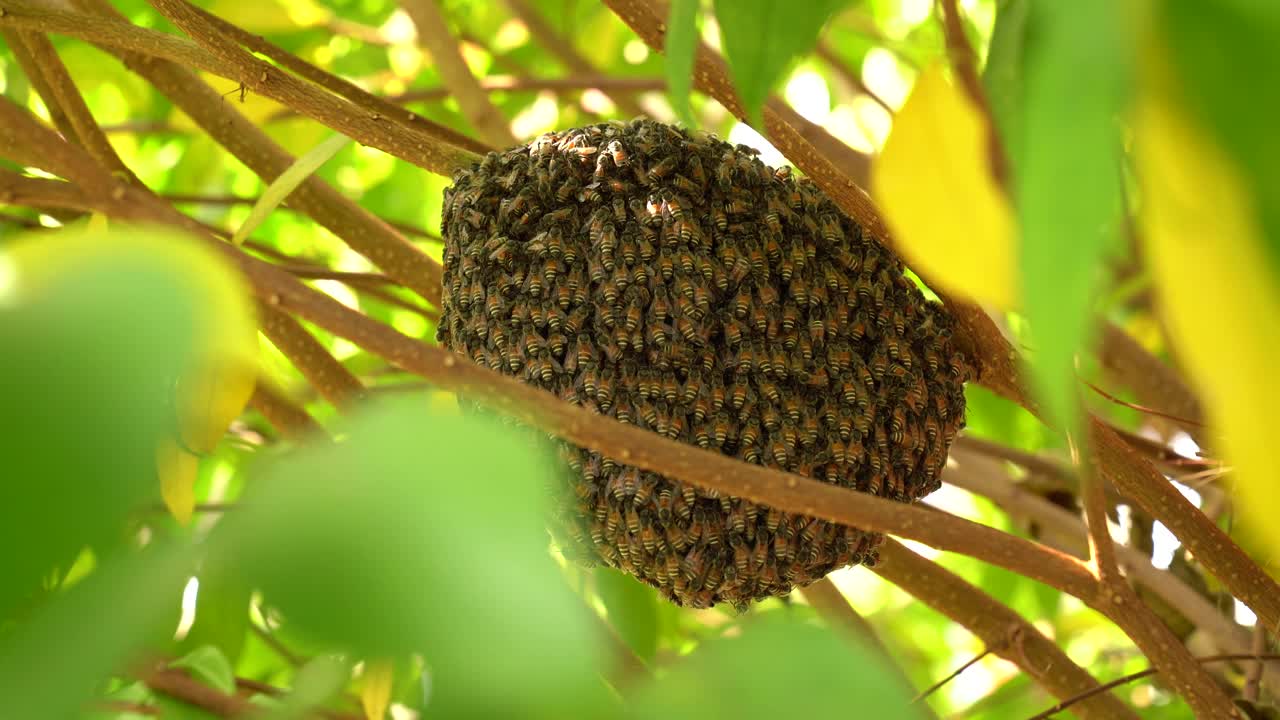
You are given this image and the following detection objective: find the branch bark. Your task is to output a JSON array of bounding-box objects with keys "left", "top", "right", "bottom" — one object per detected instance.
[
  {"left": 257, "top": 302, "right": 366, "bottom": 410},
  {"left": 249, "top": 382, "right": 324, "bottom": 442}
]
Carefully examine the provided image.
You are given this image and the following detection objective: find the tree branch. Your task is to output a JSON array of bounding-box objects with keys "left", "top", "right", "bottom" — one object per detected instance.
[
  {"left": 56, "top": 0, "right": 446, "bottom": 308},
  {"left": 0, "top": 0, "right": 479, "bottom": 175},
  {"left": 3, "top": 28, "right": 136, "bottom": 181},
  {"left": 947, "top": 443, "right": 1280, "bottom": 691},
  {"left": 1091, "top": 419, "right": 1280, "bottom": 642},
  {"left": 399, "top": 0, "right": 516, "bottom": 147},
  {"left": 871, "top": 540, "right": 1139, "bottom": 720},
  {"left": 1098, "top": 323, "right": 1206, "bottom": 445},
  {"left": 180, "top": 0, "right": 489, "bottom": 156},
  {"left": 1079, "top": 442, "right": 1238, "bottom": 716},
  {"left": 257, "top": 302, "right": 366, "bottom": 410},
  {"left": 248, "top": 381, "right": 323, "bottom": 442}
]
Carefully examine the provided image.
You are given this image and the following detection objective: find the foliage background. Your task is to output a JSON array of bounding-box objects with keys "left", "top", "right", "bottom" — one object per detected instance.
[{"left": 1, "top": 0, "right": 1276, "bottom": 718}]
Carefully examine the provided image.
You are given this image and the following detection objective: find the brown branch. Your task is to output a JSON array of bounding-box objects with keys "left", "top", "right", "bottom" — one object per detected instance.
[
  {"left": 503, "top": 0, "right": 648, "bottom": 119},
  {"left": 0, "top": 28, "right": 80, "bottom": 143},
  {"left": 1079, "top": 442, "right": 1238, "bottom": 716},
  {"left": 248, "top": 382, "right": 323, "bottom": 442},
  {"left": 142, "top": 667, "right": 256, "bottom": 717},
  {"left": 0, "top": 0, "right": 479, "bottom": 175},
  {"left": 800, "top": 578, "right": 936, "bottom": 719},
  {"left": 872, "top": 540, "right": 1139, "bottom": 720},
  {"left": 1027, "top": 654, "right": 1280, "bottom": 720},
  {"left": 398, "top": 0, "right": 516, "bottom": 147},
  {"left": 946, "top": 444, "right": 1280, "bottom": 691},
  {"left": 5, "top": 29, "right": 137, "bottom": 181},
  {"left": 1244, "top": 626, "right": 1268, "bottom": 703},
  {"left": 56, "top": 0, "right": 446, "bottom": 308},
  {"left": 1092, "top": 419, "right": 1280, "bottom": 638},
  {"left": 92, "top": 700, "right": 159, "bottom": 716},
  {"left": 179, "top": 1, "right": 489, "bottom": 157},
  {"left": 163, "top": 193, "right": 441, "bottom": 240},
  {"left": 258, "top": 302, "right": 366, "bottom": 409}
]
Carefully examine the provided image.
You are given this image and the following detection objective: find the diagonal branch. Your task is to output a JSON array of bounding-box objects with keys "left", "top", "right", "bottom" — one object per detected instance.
[
  {"left": 257, "top": 302, "right": 366, "bottom": 410},
  {"left": 398, "top": 0, "right": 516, "bottom": 147},
  {"left": 249, "top": 381, "right": 324, "bottom": 442},
  {"left": 872, "top": 540, "right": 1139, "bottom": 720}
]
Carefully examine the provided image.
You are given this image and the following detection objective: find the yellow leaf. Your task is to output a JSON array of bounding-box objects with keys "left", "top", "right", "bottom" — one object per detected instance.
[
  {"left": 87, "top": 213, "right": 108, "bottom": 233},
  {"left": 872, "top": 64, "right": 1018, "bottom": 308},
  {"left": 1135, "top": 96, "right": 1280, "bottom": 553},
  {"left": 360, "top": 659, "right": 395, "bottom": 720},
  {"left": 156, "top": 435, "right": 199, "bottom": 525}
]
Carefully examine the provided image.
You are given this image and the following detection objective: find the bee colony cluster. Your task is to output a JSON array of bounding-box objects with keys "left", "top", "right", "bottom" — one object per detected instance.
[{"left": 439, "top": 119, "right": 969, "bottom": 609}]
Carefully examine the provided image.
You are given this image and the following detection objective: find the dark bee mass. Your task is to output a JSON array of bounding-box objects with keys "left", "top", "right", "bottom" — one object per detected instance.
[{"left": 439, "top": 119, "right": 969, "bottom": 609}]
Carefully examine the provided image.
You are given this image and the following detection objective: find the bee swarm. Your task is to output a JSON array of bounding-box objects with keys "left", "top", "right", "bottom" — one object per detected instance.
[{"left": 439, "top": 119, "right": 969, "bottom": 609}]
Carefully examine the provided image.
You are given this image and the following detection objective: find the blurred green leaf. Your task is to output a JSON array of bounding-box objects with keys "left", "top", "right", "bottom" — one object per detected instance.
[
  {"left": 178, "top": 561, "right": 252, "bottom": 665},
  {"left": 0, "top": 544, "right": 192, "bottom": 720},
  {"left": 1015, "top": 0, "right": 1130, "bottom": 432},
  {"left": 982, "top": 0, "right": 1029, "bottom": 174},
  {"left": 210, "top": 397, "right": 612, "bottom": 718},
  {"left": 594, "top": 567, "right": 659, "bottom": 663},
  {"left": 266, "top": 654, "right": 351, "bottom": 720},
  {"left": 1160, "top": 2, "right": 1280, "bottom": 283},
  {"left": 629, "top": 613, "right": 927, "bottom": 720},
  {"left": 0, "top": 227, "right": 228, "bottom": 617},
  {"left": 713, "top": 0, "right": 848, "bottom": 126},
  {"left": 665, "top": 0, "right": 700, "bottom": 126},
  {"left": 170, "top": 645, "right": 236, "bottom": 694}
]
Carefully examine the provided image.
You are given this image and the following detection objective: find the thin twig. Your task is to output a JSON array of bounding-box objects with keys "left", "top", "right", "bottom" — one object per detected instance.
[
  {"left": 1083, "top": 379, "right": 1205, "bottom": 428},
  {"left": 1098, "top": 323, "right": 1205, "bottom": 444},
  {"left": 399, "top": 0, "right": 516, "bottom": 147},
  {"left": 914, "top": 646, "right": 993, "bottom": 702},
  {"left": 813, "top": 40, "right": 893, "bottom": 114},
  {"left": 1027, "top": 654, "right": 1280, "bottom": 720},
  {"left": 1244, "top": 625, "right": 1268, "bottom": 703}
]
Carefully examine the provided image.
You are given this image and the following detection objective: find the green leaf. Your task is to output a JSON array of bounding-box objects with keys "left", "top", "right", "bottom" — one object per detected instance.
[
  {"left": 712, "top": 0, "right": 848, "bottom": 126},
  {"left": 1160, "top": 1, "right": 1280, "bottom": 285},
  {"left": 170, "top": 645, "right": 237, "bottom": 695},
  {"left": 178, "top": 562, "right": 252, "bottom": 665},
  {"left": 594, "top": 567, "right": 658, "bottom": 663},
  {"left": 1014, "top": 0, "right": 1130, "bottom": 432},
  {"left": 629, "top": 613, "right": 927, "bottom": 720},
  {"left": 0, "top": 544, "right": 192, "bottom": 720},
  {"left": 231, "top": 133, "right": 351, "bottom": 246},
  {"left": 982, "top": 0, "right": 1030, "bottom": 177},
  {"left": 0, "top": 227, "right": 232, "bottom": 618},
  {"left": 665, "top": 0, "right": 700, "bottom": 126},
  {"left": 209, "top": 397, "right": 613, "bottom": 719},
  {"left": 265, "top": 655, "right": 351, "bottom": 720}
]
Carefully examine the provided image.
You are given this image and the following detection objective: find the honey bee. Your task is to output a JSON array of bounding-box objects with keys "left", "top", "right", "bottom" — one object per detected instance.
[
  {"left": 648, "top": 155, "right": 678, "bottom": 182},
  {"left": 658, "top": 253, "right": 675, "bottom": 281},
  {"left": 712, "top": 205, "right": 729, "bottom": 231},
  {"left": 675, "top": 316, "right": 701, "bottom": 344},
  {"left": 728, "top": 380, "right": 749, "bottom": 410},
  {"left": 607, "top": 139, "right": 629, "bottom": 167}
]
